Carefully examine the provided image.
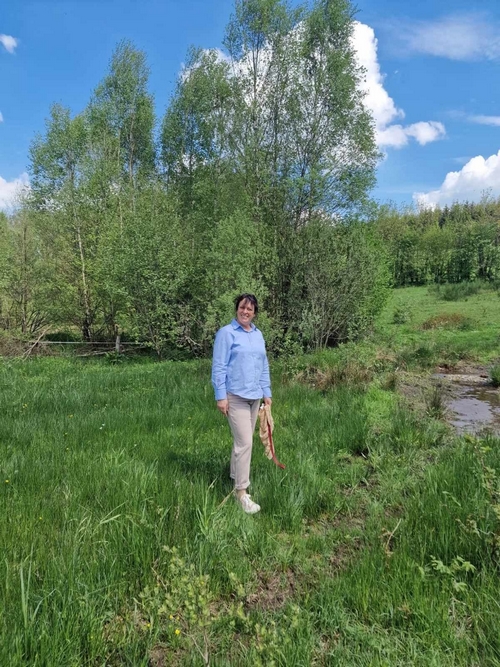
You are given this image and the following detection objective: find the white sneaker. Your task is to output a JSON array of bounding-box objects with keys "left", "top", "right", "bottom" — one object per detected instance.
[{"left": 238, "top": 493, "right": 261, "bottom": 514}]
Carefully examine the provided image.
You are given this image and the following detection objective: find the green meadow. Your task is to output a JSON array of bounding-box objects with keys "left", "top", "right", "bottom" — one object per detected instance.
[{"left": 2, "top": 285, "right": 500, "bottom": 666}]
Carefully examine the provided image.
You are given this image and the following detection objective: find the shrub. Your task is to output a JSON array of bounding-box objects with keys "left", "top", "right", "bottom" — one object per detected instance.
[
  {"left": 432, "top": 281, "right": 482, "bottom": 302},
  {"left": 392, "top": 306, "right": 410, "bottom": 325}
]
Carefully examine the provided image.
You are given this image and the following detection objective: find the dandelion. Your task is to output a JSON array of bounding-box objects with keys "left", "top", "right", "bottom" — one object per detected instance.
[
  {"left": 5, "top": 480, "right": 9, "bottom": 483},
  {"left": 169, "top": 615, "right": 174, "bottom": 620},
  {"left": 68, "top": 415, "right": 73, "bottom": 418},
  {"left": 175, "top": 628, "right": 181, "bottom": 636}
]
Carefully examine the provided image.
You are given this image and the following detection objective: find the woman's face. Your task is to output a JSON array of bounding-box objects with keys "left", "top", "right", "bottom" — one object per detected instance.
[{"left": 236, "top": 299, "right": 256, "bottom": 328}]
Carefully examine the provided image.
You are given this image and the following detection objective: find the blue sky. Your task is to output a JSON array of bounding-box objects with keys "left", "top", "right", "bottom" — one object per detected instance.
[{"left": 1, "top": 0, "right": 500, "bottom": 210}]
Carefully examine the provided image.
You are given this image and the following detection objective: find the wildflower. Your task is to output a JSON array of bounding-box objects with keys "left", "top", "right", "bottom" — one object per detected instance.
[
  {"left": 5, "top": 480, "right": 9, "bottom": 483},
  {"left": 39, "top": 516, "right": 43, "bottom": 520},
  {"left": 69, "top": 415, "right": 73, "bottom": 418},
  {"left": 175, "top": 628, "right": 180, "bottom": 636},
  {"left": 169, "top": 615, "right": 174, "bottom": 620}
]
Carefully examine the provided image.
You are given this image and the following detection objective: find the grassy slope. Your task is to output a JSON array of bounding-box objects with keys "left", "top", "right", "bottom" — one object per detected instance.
[
  {"left": 1, "top": 286, "right": 500, "bottom": 666},
  {"left": 376, "top": 284, "right": 500, "bottom": 365}
]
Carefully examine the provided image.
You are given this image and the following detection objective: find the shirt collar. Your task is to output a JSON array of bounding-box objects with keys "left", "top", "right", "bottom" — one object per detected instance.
[{"left": 231, "top": 318, "right": 256, "bottom": 331}]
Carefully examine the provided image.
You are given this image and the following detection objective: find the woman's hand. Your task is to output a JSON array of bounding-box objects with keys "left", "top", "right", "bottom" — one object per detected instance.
[
  {"left": 217, "top": 399, "right": 229, "bottom": 416},
  {"left": 263, "top": 397, "right": 272, "bottom": 407}
]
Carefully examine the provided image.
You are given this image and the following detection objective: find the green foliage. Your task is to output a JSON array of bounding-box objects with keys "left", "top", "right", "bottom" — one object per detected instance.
[
  {"left": 392, "top": 305, "right": 410, "bottom": 324},
  {"left": 374, "top": 199, "right": 500, "bottom": 288},
  {"left": 291, "top": 221, "right": 390, "bottom": 349},
  {"left": 426, "top": 384, "right": 446, "bottom": 419},
  {"left": 490, "top": 364, "right": 500, "bottom": 388},
  {"left": 431, "top": 280, "right": 482, "bottom": 301},
  {"left": 1, "top": 0, "right": 386, "bottom": 356}
]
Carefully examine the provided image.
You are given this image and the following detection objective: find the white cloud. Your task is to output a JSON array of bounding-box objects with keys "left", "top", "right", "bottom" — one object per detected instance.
[
  {"left": 0, "top": 34, "right": 18, "bottom": 54},
  {"left": 392, "top": 14, "right": 500, "bottom": 61},
  {"left": 352, "top": 22, "right": 446, "bottom": 149},
  {"left": 415, "top": 151, "right": 500, "bottom": 208},
  {"left": 0, "top": 112, "right": 3, "bottom": 123},
  {"left": 469, "top": 115, "right": 500, "bottom": 127},
  {"left": 0, "top": 173, "right": 30, "bottom": 211},
  {"left": 405, "top": 121, "right": 446, "bottom": 145},
  {"left": 377, "top": 121, "right": 446, "bottom": 148}
]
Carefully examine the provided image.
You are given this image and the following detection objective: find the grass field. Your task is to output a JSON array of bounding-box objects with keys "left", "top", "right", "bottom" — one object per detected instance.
[{"left": 1, "top": 285, "right": 500, "bottom": 666}]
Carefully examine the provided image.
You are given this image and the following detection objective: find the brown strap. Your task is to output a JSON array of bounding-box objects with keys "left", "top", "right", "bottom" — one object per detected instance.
[{"left": 267, "top": 421, "right": 285, "bottom": 469}]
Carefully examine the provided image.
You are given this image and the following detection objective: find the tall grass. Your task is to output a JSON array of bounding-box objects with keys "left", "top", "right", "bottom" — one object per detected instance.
[{"left": 0, "top": 339, "right": 499, "bottom": 664}]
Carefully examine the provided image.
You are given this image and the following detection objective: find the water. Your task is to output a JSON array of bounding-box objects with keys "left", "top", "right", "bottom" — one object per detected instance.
[{"left": 432, "top": 373, "right": 500, "bottom": 435}]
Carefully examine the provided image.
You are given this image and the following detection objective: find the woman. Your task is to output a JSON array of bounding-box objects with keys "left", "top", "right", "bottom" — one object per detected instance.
[{"left": 211, "top": 293, "right": 272, "bottom": 514}]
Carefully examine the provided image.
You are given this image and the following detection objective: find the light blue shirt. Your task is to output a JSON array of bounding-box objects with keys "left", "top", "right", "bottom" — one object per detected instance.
[{"left": 211, "top": 319, "right": 272, "bottom": 401}]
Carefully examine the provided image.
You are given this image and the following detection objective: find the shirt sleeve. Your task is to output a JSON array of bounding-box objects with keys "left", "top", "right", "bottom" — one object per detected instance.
[
  {"left": 260, "top": 343, "right": 272, "bottom": 398},
  {"left": 211, "top": 327, "right": 232, "bottom": 400}
]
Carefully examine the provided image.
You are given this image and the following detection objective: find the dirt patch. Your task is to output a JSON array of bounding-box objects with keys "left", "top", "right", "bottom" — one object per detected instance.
[
  {"left": 246, "top": 568, "right": 296, "bottom": 612},
  {"left": 422, "top": 313, "right": 473, "bottom": 330},
  {"left": 328, "top": 537, "right": 363, "bottom": 573},
  {"left": 149, "top": 645, "right": 184, "bottom": 667},
  {"left": 149, "top": 645, "right": 168, "bottom": 667},
  {"left": 437, "top": 362, "right": 491, "bottom": 376}
]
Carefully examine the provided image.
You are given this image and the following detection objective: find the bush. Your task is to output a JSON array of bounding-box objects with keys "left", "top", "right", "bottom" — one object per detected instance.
[
  {"left": 43, "top": 330, "right": 82, "bottom": 342},
  {"left": 392, "top": 306, "right": 410, "bottom": 325},
  {"left": 431, "top": 281, "right": 482, "bottom": 302}
]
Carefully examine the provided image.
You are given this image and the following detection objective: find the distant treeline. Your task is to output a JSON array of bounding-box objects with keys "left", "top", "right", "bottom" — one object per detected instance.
[{"left": 375, "top": 198, "right": 500, "bottom": 287}]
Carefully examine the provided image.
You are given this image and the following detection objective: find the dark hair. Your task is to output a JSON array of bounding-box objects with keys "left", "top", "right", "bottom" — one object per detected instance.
[{"left": 234, "top": 293, "right": 258, "bottom": 315}]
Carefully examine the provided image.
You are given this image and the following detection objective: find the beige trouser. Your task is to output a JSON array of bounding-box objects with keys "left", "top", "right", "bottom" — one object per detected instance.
[{"left": 227, "top": 392, "right": 260, "bottom": 491}]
